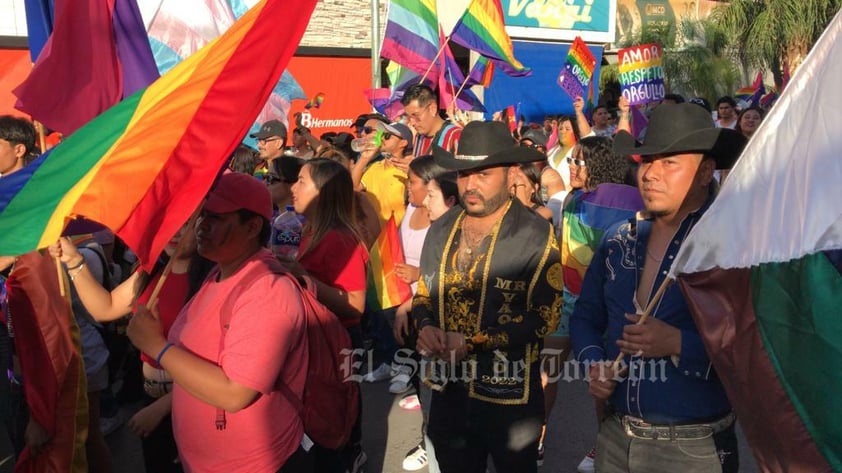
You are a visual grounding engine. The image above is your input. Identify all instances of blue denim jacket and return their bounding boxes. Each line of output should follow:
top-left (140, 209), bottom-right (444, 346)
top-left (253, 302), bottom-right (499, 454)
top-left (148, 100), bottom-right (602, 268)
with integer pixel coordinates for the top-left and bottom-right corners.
top-left (570, 198), bottom-right (732, 423)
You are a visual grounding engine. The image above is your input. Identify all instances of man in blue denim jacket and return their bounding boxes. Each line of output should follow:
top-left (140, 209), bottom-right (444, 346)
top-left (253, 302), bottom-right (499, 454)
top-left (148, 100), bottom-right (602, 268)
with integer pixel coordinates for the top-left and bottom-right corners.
top-left (571, 103), bottom-right (747, 473)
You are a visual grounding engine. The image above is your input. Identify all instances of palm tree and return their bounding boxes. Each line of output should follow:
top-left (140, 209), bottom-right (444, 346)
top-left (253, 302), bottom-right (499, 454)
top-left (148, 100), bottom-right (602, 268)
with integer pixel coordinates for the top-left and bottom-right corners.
top-left (711, 0), bottom-right (842, 89)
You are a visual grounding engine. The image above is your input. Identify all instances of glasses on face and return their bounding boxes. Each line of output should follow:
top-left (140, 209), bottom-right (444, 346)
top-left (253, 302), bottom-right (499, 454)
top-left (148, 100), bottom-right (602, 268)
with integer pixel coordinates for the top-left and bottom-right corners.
top-left (566, 156), bottom-right (587, 167)
top-left (258, 137), bottom-right (280, 144)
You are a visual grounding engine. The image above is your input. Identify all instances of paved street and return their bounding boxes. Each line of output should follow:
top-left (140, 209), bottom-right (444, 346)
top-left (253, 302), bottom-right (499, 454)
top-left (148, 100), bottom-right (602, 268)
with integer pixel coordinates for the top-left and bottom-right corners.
top-left (109, 376), bottom-right (760, 472)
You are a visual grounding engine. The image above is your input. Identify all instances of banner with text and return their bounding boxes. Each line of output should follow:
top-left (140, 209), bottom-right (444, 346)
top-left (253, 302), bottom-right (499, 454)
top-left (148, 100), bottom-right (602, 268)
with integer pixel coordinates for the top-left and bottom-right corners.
top-left (557, 37), bottom-right (597, 100)
top-left (618, 43), bottom-right (665, 105)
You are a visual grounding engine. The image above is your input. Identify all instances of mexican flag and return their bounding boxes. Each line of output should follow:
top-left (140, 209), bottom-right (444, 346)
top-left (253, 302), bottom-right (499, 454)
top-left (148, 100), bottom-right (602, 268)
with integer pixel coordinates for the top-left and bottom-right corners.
top-left (670, 9), bottom-right (842, 473)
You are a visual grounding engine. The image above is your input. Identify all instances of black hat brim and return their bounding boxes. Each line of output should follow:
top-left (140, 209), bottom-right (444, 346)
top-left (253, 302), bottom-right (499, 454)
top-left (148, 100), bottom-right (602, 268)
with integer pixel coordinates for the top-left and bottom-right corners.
top-left (432, 144), bottom-right (545, 171)
top-left (614, 129), bottom-right (747, 170)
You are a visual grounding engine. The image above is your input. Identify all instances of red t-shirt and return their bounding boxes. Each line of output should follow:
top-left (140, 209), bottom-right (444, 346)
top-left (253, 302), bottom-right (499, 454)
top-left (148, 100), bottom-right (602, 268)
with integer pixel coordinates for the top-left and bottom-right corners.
top-left (167, 249), bottom-right (308, 473)
top-left (137, 271), bottom-right (189, 367)
top-left (298, 228), bottom-right (368, 327)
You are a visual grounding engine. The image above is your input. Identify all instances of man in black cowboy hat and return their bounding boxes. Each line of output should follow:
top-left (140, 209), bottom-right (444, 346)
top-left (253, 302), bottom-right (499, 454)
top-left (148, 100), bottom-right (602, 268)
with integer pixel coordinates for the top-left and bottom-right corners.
top-left (571, 103), bottom-right (747, 473)
top-left (412, 121), bottom-right (562, 473)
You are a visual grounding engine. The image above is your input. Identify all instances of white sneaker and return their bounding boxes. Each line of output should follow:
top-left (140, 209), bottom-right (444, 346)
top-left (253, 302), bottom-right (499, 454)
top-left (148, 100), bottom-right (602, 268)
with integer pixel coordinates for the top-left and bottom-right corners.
top-left (402, 443), bottom-right (428, 471)
top-left (577, 447), bottom-right (596, 473)
top-left (362, 363), bottom-right (392, 383)
top-left (389, 364), bottom-right (413, 394)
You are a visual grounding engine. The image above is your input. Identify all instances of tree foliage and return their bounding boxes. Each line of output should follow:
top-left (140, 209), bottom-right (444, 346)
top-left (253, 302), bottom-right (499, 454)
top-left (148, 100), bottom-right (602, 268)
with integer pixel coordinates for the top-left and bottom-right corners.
top-left (711, 0), bottom-right (842, 89)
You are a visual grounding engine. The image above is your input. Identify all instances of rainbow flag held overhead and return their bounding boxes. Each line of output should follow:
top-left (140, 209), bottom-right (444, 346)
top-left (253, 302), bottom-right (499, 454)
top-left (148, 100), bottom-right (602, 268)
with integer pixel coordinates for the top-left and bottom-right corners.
top-left (144, 0), bottom-right (307, 151)
top-left (450, 0), bottom-right (531, 77)
top-left (0, 0), bottom-right (317, 270)
top-left (673, 11), bottom-right (842, 471)
top-left (438, 30), bottom-right (486, 112)
top-left (366, 214), bottom-right (412, 312)
top-left (15, 0), bottom-right (159, 136)
top-left (734, 71), bottom-right (765, 109)
top-left (466, 55), bottom-right (494, 88)
top-left (380, 0), bottom-right (441, 79)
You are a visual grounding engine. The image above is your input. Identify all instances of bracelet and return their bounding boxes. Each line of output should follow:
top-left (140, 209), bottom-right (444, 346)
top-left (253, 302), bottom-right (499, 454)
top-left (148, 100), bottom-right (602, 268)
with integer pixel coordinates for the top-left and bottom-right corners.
top-left (66, 259), bottom-right (84, 271)
top-left (69, 263), bottom-right (86, 281)
top-left (156, 342), bottom-right (175, 366)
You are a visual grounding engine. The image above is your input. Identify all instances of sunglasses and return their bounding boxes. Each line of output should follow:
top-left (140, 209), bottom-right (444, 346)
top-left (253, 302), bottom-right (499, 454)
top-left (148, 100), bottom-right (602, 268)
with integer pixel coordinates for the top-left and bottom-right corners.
top-left (357, 126), bottom-right (377, 135)
top-left (566, 156), bottom-right (587, 167)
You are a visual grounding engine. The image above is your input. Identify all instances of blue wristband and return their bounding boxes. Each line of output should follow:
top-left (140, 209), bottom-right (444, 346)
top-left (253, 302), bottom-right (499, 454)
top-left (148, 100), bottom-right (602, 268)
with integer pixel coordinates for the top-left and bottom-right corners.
top-left (156, 342), bottom-right (175, 366)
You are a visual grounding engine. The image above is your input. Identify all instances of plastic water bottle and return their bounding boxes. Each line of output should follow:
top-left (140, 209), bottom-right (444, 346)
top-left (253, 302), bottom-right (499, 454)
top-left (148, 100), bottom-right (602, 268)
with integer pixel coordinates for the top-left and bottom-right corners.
top-left (271, 205), bottom-right (302, 259)
top-left (351, 130), bottom-right (384, 152)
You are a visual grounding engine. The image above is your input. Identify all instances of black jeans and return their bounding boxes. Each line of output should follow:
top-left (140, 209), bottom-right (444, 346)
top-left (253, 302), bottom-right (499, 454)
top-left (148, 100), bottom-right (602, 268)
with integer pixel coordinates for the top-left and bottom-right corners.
top-left (428, 381), bottom-right (544, 473)
top-left (276, 446), bottom-right (314, 473)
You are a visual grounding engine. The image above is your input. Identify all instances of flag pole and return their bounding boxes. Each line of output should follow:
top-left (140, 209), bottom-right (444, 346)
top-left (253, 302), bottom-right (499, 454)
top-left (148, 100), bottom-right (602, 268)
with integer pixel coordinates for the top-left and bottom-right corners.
top-left (611, 277), bottom-right (674, 371)
top-left (420, 37), bottom-right (450, 84)
top-left (453, 73), bottom-right (472, 105)
top-left (146, 207), bottom-right (202, 314)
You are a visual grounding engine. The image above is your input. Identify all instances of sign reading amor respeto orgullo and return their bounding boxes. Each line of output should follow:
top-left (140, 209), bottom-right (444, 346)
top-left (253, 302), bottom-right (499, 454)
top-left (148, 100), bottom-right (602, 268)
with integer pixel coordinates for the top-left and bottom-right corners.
top-left (618, 43), bottom-right (665, 105)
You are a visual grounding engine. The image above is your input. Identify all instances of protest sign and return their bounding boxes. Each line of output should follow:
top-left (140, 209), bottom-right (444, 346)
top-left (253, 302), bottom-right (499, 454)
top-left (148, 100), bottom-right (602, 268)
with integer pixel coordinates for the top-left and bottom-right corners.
top-left (558, 36), bottom-right (597, 99)
top-left (618, 43), bottom-right (665, 105)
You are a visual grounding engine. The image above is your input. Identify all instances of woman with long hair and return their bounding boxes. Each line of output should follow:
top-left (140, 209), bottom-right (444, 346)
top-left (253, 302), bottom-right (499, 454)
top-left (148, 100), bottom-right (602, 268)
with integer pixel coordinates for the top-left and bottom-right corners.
top-left (289, 158), bottom-right (369, 472)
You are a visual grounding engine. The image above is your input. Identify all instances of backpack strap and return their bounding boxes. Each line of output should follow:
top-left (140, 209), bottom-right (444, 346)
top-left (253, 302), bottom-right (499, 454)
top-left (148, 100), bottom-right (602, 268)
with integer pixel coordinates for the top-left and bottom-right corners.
top-left (271, 273), bottom-right (314, 419)
top-left (214, 261), bottom-right (284, 430)
top-left (213, 259), bottom-right (309, 430)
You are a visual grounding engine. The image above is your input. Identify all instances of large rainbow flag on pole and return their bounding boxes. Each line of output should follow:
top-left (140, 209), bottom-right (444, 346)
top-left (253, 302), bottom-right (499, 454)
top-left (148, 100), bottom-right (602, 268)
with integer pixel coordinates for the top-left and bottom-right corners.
top-left (0, 0), bottom-right (317, 269)
top-left (449, 0), bottom-right (531, 77)
top-left (380, 0), bottom-right (442, 79)
top-left (367, 214), bottom-right (412, 311)
top-left (672, 9), bottom-right (842, 472)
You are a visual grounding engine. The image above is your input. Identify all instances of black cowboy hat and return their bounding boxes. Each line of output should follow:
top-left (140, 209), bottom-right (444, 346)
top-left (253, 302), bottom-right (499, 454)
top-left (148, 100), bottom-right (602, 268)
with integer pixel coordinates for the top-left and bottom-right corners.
top-left (433, 121), bottom-right (545, 171)
top-left (614, 103), bottom-right (747, 170)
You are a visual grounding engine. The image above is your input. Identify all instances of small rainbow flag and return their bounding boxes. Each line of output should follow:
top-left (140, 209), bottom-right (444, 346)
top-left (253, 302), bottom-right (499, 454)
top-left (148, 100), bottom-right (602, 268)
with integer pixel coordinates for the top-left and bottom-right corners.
top-left (366, 214), bottom-right (412, 311)
top-left (0, 0), bottom-right (317, 269)
top-left (467, 56), bottom-right (495, 88)
top-left (305, 92), bottom-right (325, 109)
top-left (558, 36), bottom-right (597, 100)
top-left (450, 0), bottom-right (531, 77)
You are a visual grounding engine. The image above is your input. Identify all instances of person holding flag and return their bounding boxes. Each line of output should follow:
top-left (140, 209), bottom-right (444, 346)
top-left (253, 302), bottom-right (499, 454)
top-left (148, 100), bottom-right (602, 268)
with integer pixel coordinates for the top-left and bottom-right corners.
top-left (570, 103), bottom-right (747, 472)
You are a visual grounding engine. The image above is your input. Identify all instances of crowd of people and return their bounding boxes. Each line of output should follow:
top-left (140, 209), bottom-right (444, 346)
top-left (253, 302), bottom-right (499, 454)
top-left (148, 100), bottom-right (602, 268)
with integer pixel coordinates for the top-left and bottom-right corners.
top-left (0, 81), bottom-right (765, 472)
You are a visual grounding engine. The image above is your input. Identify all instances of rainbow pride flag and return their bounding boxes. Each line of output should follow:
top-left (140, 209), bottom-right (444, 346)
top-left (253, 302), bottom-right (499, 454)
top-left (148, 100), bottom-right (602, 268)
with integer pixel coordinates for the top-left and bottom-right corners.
top-left (561, 184), bottom-right (643, 298)
top-left (7, 252), bottom-right (87, 473)
top-left (450, 0), bottom-right (531, 77)
top-left (380, 0), bottom-right (441, 79)
top-left (466, 56), bottom-right (495, 88)
top-left (367, 214), bottom-right (412, 311)
top-left (0, 0), bottom-right (317, 269)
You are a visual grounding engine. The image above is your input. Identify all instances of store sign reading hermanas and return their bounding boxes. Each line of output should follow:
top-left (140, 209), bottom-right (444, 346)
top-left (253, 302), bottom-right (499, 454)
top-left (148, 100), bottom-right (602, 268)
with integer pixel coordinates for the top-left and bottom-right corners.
top-left (500, 0), bottom-right (617, 43)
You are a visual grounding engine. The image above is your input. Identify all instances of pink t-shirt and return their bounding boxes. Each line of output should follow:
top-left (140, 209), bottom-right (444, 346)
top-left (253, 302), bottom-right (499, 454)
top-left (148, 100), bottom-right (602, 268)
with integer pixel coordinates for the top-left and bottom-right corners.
top-left (168, 249), bottom-right (308, 473)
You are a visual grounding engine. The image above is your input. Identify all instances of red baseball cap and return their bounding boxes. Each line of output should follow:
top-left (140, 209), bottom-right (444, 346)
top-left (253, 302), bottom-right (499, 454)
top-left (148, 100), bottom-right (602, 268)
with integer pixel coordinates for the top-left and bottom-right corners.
top-left (204, 171), bottom-right (273, 221)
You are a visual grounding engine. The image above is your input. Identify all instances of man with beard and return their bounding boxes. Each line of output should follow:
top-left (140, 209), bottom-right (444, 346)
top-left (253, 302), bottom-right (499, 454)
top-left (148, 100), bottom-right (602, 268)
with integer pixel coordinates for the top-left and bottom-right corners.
top-left (412, 121), bottom-right (562, 473)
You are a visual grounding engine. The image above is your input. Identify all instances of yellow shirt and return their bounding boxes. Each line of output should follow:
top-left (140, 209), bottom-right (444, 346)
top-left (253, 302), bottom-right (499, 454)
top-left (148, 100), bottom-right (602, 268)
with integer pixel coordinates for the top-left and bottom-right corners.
top-left (361, 161), bottom-right (407, 225)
